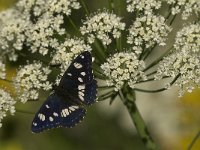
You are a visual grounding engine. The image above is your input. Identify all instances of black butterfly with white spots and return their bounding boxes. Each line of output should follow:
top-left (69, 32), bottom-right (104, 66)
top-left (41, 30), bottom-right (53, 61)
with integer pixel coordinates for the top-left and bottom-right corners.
top-left (31, 51), bottom-right (97, 133)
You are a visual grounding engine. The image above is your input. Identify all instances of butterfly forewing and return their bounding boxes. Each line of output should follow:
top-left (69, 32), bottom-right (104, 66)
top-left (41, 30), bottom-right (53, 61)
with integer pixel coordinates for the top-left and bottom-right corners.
top-left (59, 51), bottom-right (97, 105)
top-left (59, 51), bottom-right (93, 89)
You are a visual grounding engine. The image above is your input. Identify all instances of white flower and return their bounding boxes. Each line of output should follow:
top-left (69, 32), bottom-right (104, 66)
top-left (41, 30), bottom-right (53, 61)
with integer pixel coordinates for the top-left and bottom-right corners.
top-left (17, 0), bottom-right (80, 16)
top-left (25, 13), bottom-right (65, 55)
top-left (155, 23), bottom-right (200, 96)
top-left (14, 62), bottom-right (52, 103)
top-left (127, 14), bottom-right (171, 54)
top-left (0, 89), bottom-right (16, 128)
top-left (0, 8), bottom-right (29, 61)
top-left (101, 52), bottom-right (147, 91)
top-left (80, 10), bottom-right (125, 45)
top-left (164, 0), bottom-right (200, 20)
top-left (126, 0), bottom-right (162, 14)
top-left (0, 0), bottom-right (81, 60)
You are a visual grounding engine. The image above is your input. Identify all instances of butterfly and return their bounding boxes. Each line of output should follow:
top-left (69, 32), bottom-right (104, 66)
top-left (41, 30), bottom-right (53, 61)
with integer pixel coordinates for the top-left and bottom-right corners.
top-left (31, 51), bottom-right (97, 133)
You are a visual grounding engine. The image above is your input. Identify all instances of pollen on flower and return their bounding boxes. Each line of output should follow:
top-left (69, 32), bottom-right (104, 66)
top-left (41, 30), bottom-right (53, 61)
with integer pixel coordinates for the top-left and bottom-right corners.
top-left (14, 62), bottom-right (52, 103)
top-left (80, 10), bottom-right (125, 45)
top-left (127, 14), bottom-right (171, 54)
top-left (126, 0), bottom-right (162, 14)
top-left (101, 52), bottom-right (147, 91)
top-left (155, 23), bottom-right (200, 96)
top-left (0, 89), bottom-right (16, 128)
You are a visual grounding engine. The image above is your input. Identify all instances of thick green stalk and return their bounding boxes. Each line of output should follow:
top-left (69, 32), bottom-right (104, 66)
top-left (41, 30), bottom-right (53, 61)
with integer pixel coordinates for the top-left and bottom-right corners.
top-left (119, 89), bottom-right (158, 150)
top-left (125, 100), bottom-right (158, 150)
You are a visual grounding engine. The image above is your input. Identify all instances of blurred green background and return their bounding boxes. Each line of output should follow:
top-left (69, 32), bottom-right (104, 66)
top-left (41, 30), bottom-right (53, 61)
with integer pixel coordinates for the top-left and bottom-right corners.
top-left (1, 1), bottom-right (200, 150)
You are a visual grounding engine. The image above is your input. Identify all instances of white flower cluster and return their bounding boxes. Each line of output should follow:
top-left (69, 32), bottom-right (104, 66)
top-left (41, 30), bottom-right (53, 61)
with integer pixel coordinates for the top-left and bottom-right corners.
top-left (101, 52), bottom-right (147, 91)
top-left (165, 0), bottom-right (200, 20)
top-left (0, 8), bottom-right (29, 61)
top-left (155, 24), bottom-right (200, 96)
top-left (0, 61), bottom-right (6, 79)
top-left (0, 0), bottom-right (80, 59)
top-left (17, 0), bottom-right (80, 17)
top-left (127, 14), bottom-right (171, 54)
top-left (14, 62), bottom-right (52, 103)
top-left (0, 89), bottom-right (16, 128)
top-left (80, 11), bottom-right (125, 45)
top-left (51, 38), bottom-right (92, 73)
top-left (126, 0), bottom-right (161, 14)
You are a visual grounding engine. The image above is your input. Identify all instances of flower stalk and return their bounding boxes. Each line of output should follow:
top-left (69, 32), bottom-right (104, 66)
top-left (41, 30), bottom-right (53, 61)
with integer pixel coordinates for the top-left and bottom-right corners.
top-left (119, 89), bottom-right (158, 150)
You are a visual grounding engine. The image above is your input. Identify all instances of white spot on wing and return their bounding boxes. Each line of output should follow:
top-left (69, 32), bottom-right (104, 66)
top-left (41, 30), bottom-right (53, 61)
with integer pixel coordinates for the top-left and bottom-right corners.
top-left (72, 106), bottom-right (79, 109)
top-left (81, 55), bottom-right (84, 59)
top-left (78, 77), bottom-right (83, 82)
top-left (61, 109), bottom-right (69, 117)
top-left (49, 116), bottom-right (54, 122)
top-left (69, 106), bottom-right (75, 111)
top-left (53, 112), bottom-right (58, 117)
top-left (38, 113), bottom-right (45, 121)
top-left (79, 91), bottom-right (84, 96)
top-left (46, 105), bottom-right (50, 108)
top-left (74, 62), bottom-right (82, 69)
top-left (67, 73), bottom-right (72, 76)
top-left (81, 72), bottom-right (86, 76)
top-left (79, 95), bottom-right (84, 101)
top-left (78, 85), bottom-right (85, 90)
top-left (33, 122), bottom-right (37, 126)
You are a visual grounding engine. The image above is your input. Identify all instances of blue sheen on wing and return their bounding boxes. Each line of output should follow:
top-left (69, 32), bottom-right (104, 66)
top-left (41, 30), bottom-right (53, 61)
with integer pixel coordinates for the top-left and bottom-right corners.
top-left (31, 94), bottom-right (86, 133)
top-left (60, 51), bottom-right (93, 89)
top-left (31, 51), bottom-right (97, 133)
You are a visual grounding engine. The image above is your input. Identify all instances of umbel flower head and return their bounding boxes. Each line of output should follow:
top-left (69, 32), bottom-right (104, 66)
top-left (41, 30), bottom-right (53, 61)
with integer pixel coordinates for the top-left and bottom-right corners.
top-left (0, 89), bottom-right (16, 128)
top-left (155, 23), bottom-right (200, 96)
top-left (0, 2), bottom-right (199, 148)
top-left (101, 52), bottom-right (147, 91)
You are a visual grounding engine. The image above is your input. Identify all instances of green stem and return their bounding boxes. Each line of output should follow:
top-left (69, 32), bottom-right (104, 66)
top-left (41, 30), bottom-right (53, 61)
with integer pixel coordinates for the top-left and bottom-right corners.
top-left (134, 74), bottom-right (180, 93)
top-left (98, 91), bottom-right (115, 101)
top-left (188, 131), bottom-right (200, 150)
top-left (119, 90), bottom-right (158, 150)
top-left (18, 52), bottom-right (49, 65)
top-left (169, 14), bottom-right (177, 25)
top-left (68, 17), bottom-right (81, 36)
top-left (143, 44), bottom-right (157, 61)
top-left (98, 85), bottom-right (114, 89)
top-left (16, 109), bottom-right (34, 115)
top-left (80, 0), bottom-right (90, 16)
top-left (135, 76), bottom-right (170, 85)
top-left (146, 71), bottom-right (157, 77)
top-left (108, 0), bottom-right (114, 11)
top-left (93, 40), bottom-right (106, 63)
top-left (143, 46), bottom-right (173, 72)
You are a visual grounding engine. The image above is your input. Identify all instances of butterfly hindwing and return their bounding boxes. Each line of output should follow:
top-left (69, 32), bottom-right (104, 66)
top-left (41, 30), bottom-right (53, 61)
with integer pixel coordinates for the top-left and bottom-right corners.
top-left (60, 101), bottom-right (86, 128)
top-left (31, 94), bottom-right (61, 133)
top-left (31, 94), bottom-right (86, 133)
